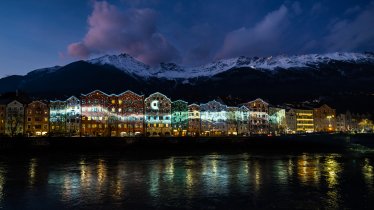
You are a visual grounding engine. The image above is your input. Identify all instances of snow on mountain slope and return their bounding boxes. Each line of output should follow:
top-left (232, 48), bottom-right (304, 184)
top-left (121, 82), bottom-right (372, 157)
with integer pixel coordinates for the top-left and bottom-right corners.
top-left (88, 53), bottom-right (153, 77)
top-left (87, 52), bottom-right (374, 79)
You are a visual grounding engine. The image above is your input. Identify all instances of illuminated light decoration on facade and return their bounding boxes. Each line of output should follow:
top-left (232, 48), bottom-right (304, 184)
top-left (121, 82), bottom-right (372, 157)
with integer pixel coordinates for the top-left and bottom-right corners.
top-left (25, 100), bottom-right (49, 136)
top-left (237, 106), bottom-right (250, 136)
top-left (200, 100), bottom-right (227, 136)
top-left (49, 100), bottom-right (67, 135)
top-left (65, 96), bottom-right (81, 136)
top-left (107, 94), bottom-right (119, 137)
top-left (313, 104), bottom-right (336, 132)
top-left (144, 92), bottom-right (172, 136)
top-left (287, 108), bottom-right (314, 133)
top-left (269, 107), bottom-right (286, 135)
top-left (81, 90), bottom-right (109, 137)
top-left (245, 98), bottom-right (269, 134)
top-left (227, 107), bottom-right (239, 136)
top-left (117, 91), bottom-right (144, 137)
top-left (171, 100), bottom-right (188, 136)
top-left (188, 104), bottom-right (201, 136)
top-left (5, 100), bottom-right (25, 137)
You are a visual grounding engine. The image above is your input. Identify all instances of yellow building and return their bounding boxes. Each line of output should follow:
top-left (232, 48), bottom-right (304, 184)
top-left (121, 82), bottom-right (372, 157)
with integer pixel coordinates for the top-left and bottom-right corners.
top-left (286, 108), bottom-right (314, 133)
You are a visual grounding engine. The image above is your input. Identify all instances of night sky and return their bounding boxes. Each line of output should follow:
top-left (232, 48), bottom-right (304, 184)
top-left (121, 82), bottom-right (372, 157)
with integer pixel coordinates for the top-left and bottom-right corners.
top-left (0, 0), bottom-right (373, 78)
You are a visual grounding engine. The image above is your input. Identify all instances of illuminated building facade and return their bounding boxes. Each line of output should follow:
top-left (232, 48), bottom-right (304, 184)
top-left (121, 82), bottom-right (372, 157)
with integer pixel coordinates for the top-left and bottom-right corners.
top-left (286, 109), bottom-right (297, 133)
top-left (237, 106), bottom-right (250, 135)
top-left (0, 103), bottom-right (6, 135)
top-left (227, 107), bottom-right (239, 135)
top-left (188, 104), bottom-right (200, 136)
top-left (25, 100), bottom-right (49, 136)
top-left (200, 100), bottom-right (227, 136)
top-left (171, 100), bottom-right (188, 136)
top-left (314, 104), bottom-right (336, 132)
top-left (49, 100), bottom-right (67, 135)
top-left (81, 90), bottom-right (109, 137)
top-left (245, 98), bottom-right (269, 134)
top-left (286, 109), bottom-right (314, 133)
top-left (145, 92), bottom-right (171, 136)
top-left (269, 107), bottom-right (286, 134)
top-left (336, 114), bottom-right (347, 132)
top-left (5, 100), bottom-right (25, 136)
top-left (66, 96), bottom-right (81, 136)
top-left (117, 91), bottom-right (144, 136)
top-left (107, 94), bottom-right (119, 136)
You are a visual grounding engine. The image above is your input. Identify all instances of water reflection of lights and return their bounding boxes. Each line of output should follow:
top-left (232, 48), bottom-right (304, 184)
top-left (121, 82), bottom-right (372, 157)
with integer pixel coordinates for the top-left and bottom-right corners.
top-left (28, 158), bottom-right (38, 186)
top-left (323, 154), bottom-right (342, 209)
top-left (362, 158), bottom-right (373, 191)
top-left (274, 160), bottom-right (287, 185)
top-left (0, 165), bottom-right (6, 204)
top-left (80, 159), bottom-right (92, 189)
top-left (185, 159), bottom-right (195, 190)
top-left (253, 161), bottom-right (261, 193)
top-left (149, 164), bottom-right (160, 197)
top-left (97, 159), bottom-right (107, 186)
top-left (297, 154), bottom-right (321, 186)
top-left (164, 158), bottom-right (175, 181)
top-left (202, 154), bottom-right (229, 195)
top-left (323, 155), bottom-right (341, 188)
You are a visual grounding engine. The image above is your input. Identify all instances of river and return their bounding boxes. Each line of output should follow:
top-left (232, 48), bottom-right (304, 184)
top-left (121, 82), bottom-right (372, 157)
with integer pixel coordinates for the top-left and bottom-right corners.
top-left (0, 151), bottom-right (373, 209)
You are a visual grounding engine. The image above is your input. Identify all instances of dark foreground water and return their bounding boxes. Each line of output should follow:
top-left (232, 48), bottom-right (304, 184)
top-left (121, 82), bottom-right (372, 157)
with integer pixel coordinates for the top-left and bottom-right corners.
top-left (0, 151), bottom-right (373, 209)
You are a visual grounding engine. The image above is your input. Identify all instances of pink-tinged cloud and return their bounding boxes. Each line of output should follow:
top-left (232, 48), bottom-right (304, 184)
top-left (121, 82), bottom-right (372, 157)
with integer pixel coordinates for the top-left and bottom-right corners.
top-left (215, 5), bottom-right (289, 59)
top-left (67, 1), bottom-right (180, 65)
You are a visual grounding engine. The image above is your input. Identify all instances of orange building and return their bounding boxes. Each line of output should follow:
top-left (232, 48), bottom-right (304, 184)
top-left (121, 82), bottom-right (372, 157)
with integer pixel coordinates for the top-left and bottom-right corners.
top-left (25, 100), bottom-right (49, 136)
top-left (0, 102), bottom-right (6, 135)
top-left (314, 104), bottom-right (336, 132)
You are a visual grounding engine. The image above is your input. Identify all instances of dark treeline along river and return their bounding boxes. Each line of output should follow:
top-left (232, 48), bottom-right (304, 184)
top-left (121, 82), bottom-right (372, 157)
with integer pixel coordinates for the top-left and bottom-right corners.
top-left (0, 150), bottom-right (373, 209)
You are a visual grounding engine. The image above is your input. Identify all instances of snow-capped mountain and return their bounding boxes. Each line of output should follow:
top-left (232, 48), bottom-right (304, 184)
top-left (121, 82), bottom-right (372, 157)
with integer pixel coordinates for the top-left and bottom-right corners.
top-left (88, 52), bottom-right (374, 79)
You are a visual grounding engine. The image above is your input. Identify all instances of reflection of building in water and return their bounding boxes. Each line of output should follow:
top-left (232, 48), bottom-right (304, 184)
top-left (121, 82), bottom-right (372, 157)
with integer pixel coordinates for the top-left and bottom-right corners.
top-left (0, 165), bottom-right (6, 203)
top-left (164, 157), bottom-right (175, 181)
top-left (202, 155), bottom-right (229, 194)
top-left (297, 154), bottom-right (320, 185)
top-left (80, 159), bottom-right (92, 190)
top-left (274, 160), bottom-right (288, 185)
top-left (323, 154), bottom-right (342, 209)
top-left (28, 158), bottom-right (38, 187)
top-left (362, 158), bottom-right (373, 189)
top-left (149, 164), bottom-right (161, 197)
top-left (97, 159), bottom-right (107, 186)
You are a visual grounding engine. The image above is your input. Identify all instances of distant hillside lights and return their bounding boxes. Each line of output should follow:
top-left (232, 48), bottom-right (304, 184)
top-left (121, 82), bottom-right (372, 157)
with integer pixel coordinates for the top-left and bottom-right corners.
top-left (0, 90), bottom-right (373, 137)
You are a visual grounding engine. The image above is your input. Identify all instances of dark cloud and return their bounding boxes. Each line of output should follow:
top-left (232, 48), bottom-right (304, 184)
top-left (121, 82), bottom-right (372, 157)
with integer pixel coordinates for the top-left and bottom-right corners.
top-left (325, 2), bottom-right (374, 51)
top-left (67, 1), bottom-right (180, 65)
top-left (215, 5), bottom-right (289, 59)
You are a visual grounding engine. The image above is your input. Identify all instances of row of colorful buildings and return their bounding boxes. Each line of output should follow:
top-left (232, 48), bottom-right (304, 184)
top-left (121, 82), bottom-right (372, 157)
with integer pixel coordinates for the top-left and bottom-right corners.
top-left (0, 90), bottom-right (372, 137)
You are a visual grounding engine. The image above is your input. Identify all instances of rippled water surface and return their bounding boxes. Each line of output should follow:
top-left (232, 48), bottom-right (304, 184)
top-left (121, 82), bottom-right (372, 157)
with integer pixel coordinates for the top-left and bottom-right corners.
top-left (0, 152), bottom-right (373, 209)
